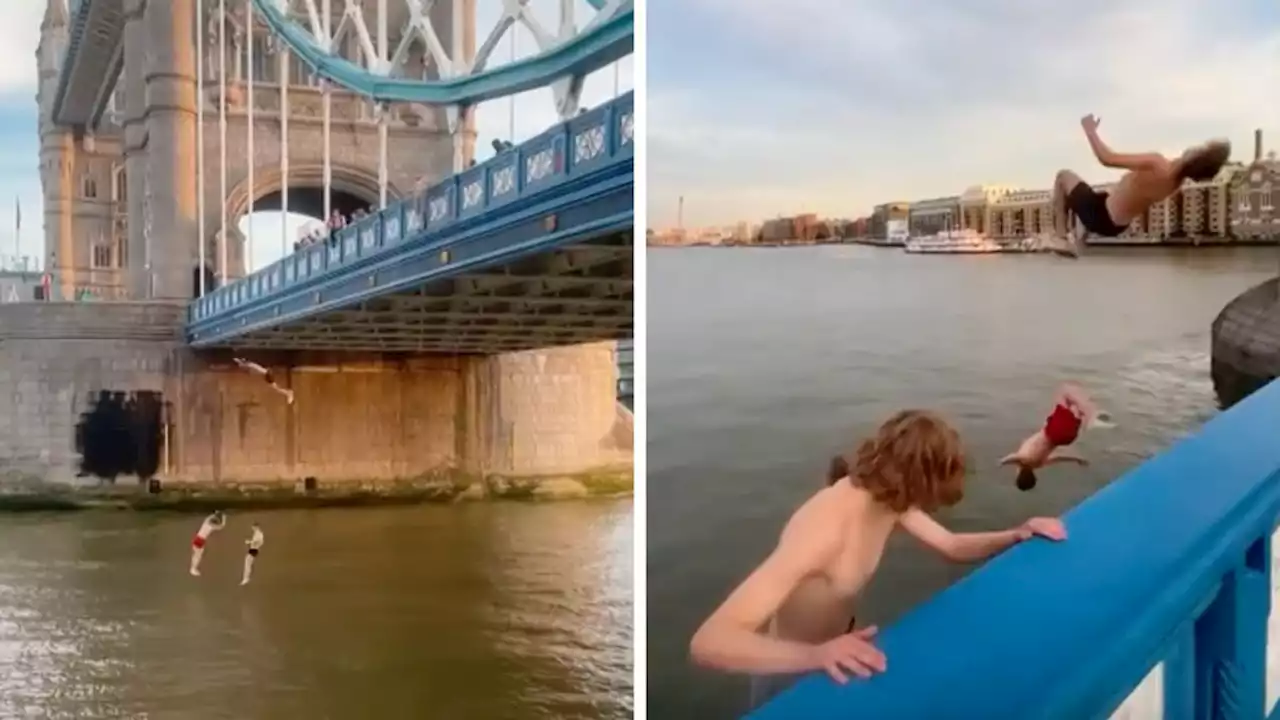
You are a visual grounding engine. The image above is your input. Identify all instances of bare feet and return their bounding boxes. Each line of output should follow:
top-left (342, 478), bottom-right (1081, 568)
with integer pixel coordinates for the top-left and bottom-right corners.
top-left (1070, 224), bottom-right (1089, 256)
top-left (1036, 234), bottom-right (1078, 259)
top-left (190, 568), bottom-right (201, 577)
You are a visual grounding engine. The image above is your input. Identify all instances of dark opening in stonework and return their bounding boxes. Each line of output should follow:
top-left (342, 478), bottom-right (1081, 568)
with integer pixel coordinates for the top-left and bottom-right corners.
top-left (75, 390), bottom-right (165, 483)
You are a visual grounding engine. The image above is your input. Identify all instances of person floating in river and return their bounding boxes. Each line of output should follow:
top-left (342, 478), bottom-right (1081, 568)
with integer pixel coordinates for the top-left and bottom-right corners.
top-left (189, 510), bottom-right (226, 577)
top-left (689, 410), bottom-right (1067, 711)
top-left (1000, 382), bottom-right (1103, 491)
top-left (241, 522), bottom-right (265, 586)
top-left (233, 357), bottom-right (294, 404)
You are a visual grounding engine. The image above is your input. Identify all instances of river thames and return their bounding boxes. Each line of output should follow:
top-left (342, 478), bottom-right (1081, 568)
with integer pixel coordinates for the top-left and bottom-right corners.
top-left (646, 244), bottom-right (1278, 717)
top-left (0, 501), bottom-right (632, 719)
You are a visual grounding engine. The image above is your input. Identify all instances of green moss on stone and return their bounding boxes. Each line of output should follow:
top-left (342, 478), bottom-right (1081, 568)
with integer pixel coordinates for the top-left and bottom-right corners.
top-left (0, 464), bottom-right (632, 513)
top-left (580, 469), bottom-right (634, 497)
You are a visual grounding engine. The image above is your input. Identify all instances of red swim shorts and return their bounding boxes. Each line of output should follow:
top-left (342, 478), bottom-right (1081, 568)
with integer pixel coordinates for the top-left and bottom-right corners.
top-left (192, 535), bottom-right (207, 550)
top-left (1044, 402), bottom-right (1082, 447)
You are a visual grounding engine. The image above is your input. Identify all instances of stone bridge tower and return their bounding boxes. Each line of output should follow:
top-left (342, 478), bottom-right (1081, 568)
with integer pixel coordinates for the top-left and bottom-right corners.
top-left (38, 0), bottom-right (475, 301)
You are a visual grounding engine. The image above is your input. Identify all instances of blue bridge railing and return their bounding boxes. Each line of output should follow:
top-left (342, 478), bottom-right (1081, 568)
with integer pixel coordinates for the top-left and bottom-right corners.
top-left (751, 379), bottom-right (1280, 720)
top-left (188, 91), bottom-right (634, 332)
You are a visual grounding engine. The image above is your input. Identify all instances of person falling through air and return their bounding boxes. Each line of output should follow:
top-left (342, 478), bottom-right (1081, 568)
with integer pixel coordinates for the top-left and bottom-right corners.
top-left (189, 510), bottom-right (226, 576)
top-left (1000, 383), bottom-right (1104, 491)
top-left (241, 523), bottom-right (265, 586)
top-left (1044, 115), bottom-right (1231, 258)
top-left (233, 357), bottom-right (295, 404)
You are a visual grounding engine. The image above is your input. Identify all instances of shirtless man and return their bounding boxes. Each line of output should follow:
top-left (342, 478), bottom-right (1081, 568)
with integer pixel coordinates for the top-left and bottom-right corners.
top-left (1000, 382), bottom-right (1100, 491)
top-left (189, 510), bottom-right (227, 576)
top-left (690, 410), bottom-right (1067, 710)
top-left (233, 357), bottom-right (295, 404)
top-left (1048, 114), bottom-right (1230, 257)
top-left (241, 522), bottom-right (265, 586)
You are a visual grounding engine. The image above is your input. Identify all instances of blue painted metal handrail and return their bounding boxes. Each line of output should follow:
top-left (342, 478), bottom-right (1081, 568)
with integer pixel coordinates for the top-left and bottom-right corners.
top-left (253, 0), bottom-right (633, 105)
top-left (188, 91), bottom-right (634, 329)
top-left (751, 379), bottom-right (1280, 720)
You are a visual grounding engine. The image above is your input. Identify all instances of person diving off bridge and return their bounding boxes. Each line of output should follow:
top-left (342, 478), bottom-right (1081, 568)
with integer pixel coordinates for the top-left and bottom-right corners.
top-left (1045, 115), bottom-right (1230, 257)
top-left (999, 382), bottom-right (1113, 491)
top-left (233, 357), bottom-right (295, 404)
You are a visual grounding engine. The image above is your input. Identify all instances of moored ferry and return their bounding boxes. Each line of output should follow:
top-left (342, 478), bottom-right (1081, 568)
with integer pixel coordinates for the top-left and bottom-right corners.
top-left (904, 228), bottom-right (1005, 254)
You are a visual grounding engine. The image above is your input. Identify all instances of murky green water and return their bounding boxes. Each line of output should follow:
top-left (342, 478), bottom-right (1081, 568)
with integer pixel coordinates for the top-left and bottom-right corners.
top-left (0, 501), bottom-right (632, 719)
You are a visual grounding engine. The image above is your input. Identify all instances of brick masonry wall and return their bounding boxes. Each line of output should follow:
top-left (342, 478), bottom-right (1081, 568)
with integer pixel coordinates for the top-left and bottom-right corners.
top-left (0, 302), bottom-right (183, 485)
top-left (0, 303), bottom-right (632, 486)
top-left (461, 341), bottom-right (633, 477)
top-left (173, 353), bottom-right (463, 484)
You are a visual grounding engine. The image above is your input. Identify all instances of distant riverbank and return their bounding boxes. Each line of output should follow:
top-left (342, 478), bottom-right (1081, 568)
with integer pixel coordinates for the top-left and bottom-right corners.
top-left (649, 237), bottom-right (1280, 250)
top-left (649, 238), bottom-right (849, 249)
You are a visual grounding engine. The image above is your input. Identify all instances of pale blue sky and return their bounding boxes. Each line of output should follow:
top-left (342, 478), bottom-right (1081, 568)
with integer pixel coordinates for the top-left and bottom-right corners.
top-left (0, 0), bottom-right (631, 272)
top-left (648, 0), bottom-right (1280, 227)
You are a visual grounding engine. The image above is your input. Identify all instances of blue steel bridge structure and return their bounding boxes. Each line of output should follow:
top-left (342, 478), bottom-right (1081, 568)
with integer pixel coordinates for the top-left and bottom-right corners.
top-left (55, 0), bottom-right (634, 357)
top-left (188, 91), bottom-right (633, 354)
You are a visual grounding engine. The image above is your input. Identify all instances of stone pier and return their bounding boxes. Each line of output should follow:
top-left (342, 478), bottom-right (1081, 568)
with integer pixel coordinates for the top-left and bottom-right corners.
top-left (0, 302), bottom-right (631, 504)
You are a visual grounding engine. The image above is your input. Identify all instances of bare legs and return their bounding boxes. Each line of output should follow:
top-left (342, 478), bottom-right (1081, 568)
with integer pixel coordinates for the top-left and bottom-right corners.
top-left (241, 553), bottom-right (255, 586)
top-left (1052, 169), bottom-right (1083, 238)
top-left (1055, 381), bottom-right (1098, 422)
top-left (268, 382), bottom-right (295, 404)
top-left (189, 546), bottom-right (205, 576)
top-left (234, 358), bottom-right (294, 404)
top-left (1045, 170), bottom-right (1086, 257)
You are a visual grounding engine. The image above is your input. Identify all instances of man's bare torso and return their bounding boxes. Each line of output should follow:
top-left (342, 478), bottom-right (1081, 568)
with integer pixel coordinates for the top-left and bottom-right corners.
top-left (1105, 161), bottom-right (1179, 226)
top-left (770, 485), bottom-right (897, 644)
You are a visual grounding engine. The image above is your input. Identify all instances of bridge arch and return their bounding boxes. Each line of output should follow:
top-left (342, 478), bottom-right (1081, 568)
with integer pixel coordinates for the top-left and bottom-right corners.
top-left (207, 164), bottom-right (409, 282)
top-left (224, 163), bottom-right (406, 224)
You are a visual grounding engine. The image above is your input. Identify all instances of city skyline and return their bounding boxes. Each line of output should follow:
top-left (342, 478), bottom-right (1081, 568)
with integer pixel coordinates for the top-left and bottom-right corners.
top-left (651, 147), bottom-right (1268, 237)
top-left (649, 0), bottom-right (1280, 228)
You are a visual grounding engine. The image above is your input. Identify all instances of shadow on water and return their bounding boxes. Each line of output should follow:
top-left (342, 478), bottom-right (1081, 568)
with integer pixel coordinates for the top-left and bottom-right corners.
top-left (74, 390), bottom-right (166, 483)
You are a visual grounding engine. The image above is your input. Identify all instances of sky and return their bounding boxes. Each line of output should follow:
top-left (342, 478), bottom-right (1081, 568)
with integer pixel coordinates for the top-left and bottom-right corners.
top-left (648, 0), bottom-right (1280, 228)
top-left (0, 0), bottom-right (631, 273)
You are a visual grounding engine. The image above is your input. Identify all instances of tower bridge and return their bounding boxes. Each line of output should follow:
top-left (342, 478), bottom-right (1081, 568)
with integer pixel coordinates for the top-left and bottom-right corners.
top-left (0, 0), bottom-right (634, 493)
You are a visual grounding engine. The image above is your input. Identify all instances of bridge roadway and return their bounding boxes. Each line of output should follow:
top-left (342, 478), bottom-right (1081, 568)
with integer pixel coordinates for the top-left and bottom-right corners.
top-left (187, 92), bottom-right (633, 354)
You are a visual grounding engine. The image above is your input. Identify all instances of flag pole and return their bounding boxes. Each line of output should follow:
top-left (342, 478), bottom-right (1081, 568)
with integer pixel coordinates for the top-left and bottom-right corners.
top-left (14, 195), bottom-right (20, 270)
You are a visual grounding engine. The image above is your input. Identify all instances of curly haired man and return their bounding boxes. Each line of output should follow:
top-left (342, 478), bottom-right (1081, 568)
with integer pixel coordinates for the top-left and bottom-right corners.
top-left (689, 410), bottom-right (1067, 710)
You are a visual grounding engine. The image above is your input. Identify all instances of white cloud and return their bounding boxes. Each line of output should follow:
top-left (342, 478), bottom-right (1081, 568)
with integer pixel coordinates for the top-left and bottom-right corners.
top-left (0, 3), bottom-right (44, 96)
top-left (648, 0), bottom-right (1280, 227)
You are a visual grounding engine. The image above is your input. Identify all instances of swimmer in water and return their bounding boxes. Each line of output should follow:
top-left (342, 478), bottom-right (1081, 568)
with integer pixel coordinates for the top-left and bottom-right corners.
top-left (1000, 382), bottom-right (1100, 491)
top-left (241, 522), bottom-right (265, 586)
top-left (690, 410), bottom-right (1066, 711)
top-left (189, 510), bottom-right (226, 576)
top-left (1042, 115), bottom-right (1230, 258)
top-left (233, 357), bottom-right (295, 404)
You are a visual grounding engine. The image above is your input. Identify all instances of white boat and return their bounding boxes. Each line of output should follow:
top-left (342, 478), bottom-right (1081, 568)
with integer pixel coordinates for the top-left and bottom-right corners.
top-left (904, 229), bottom-right (1004, 254)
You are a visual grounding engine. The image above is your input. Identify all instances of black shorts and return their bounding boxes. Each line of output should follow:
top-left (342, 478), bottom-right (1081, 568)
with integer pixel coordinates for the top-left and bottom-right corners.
top-left (263, 371), bottom-right (275, 386)
top-left (1066, 182), bottom-right (1127, 237)
top-left (248, 548), bottom-right (260, 557)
